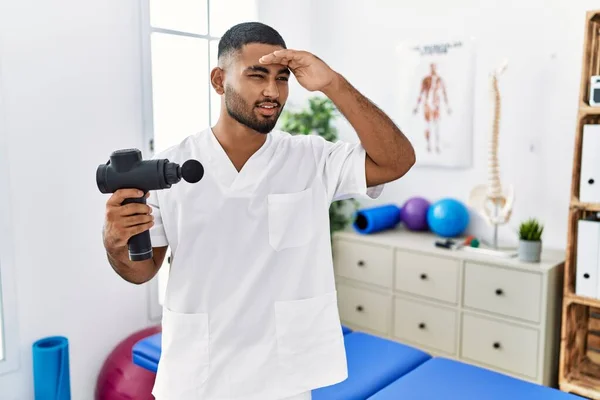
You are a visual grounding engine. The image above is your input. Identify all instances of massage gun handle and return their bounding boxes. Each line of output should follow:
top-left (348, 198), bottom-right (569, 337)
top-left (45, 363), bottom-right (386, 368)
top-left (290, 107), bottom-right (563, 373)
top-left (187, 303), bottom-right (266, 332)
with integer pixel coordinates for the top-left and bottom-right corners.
top-left (122, 194), bottom-right (153, 262)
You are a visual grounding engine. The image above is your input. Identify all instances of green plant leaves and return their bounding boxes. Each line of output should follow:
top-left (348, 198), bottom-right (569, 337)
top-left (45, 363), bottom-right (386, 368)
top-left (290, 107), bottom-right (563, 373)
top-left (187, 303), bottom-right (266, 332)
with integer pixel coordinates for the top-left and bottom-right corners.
top-left (518, 218), bottom-right (544, 241)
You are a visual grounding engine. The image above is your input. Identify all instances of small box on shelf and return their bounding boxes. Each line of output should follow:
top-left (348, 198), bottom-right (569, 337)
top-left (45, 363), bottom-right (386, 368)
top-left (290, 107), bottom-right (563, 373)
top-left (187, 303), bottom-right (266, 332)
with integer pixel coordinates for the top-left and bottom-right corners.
top-left (590, 76), bottom-right (600, 107)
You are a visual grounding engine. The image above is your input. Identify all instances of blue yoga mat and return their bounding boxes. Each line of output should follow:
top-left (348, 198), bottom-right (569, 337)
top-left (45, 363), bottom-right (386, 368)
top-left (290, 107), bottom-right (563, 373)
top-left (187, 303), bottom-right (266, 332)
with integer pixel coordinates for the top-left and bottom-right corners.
top-left (353, 204), bottom-right (401, 234)
top-left (32, 336), bottom-right (71, 400)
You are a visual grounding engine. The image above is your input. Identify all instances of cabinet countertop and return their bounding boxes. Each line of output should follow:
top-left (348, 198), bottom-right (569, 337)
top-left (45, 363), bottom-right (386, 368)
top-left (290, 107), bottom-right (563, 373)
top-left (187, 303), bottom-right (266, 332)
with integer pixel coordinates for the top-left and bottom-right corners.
top-left (333, 228), bottom-right (565, 273)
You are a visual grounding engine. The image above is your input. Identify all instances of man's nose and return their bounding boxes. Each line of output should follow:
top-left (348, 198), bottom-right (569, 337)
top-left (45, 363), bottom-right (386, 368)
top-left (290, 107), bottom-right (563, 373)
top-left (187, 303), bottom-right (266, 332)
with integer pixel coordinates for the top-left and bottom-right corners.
top-left (262, 79), bottom-right (279, 98)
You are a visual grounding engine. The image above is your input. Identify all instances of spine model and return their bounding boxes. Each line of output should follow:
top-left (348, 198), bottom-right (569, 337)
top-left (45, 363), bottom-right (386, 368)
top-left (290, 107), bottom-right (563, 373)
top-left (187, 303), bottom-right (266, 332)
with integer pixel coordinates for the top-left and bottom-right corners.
top-left (487, 64), bottom-right (505, 201)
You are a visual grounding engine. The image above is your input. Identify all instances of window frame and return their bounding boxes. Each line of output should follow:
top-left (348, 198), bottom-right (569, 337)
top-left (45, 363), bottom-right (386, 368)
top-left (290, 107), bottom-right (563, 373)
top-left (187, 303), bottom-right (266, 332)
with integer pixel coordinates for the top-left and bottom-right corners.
top-left (0, 51), bottom-right (20, 376)
top-left (138, 0), bottom-right (222, 321)
top-left (139, 0), bottom-right (221, 159)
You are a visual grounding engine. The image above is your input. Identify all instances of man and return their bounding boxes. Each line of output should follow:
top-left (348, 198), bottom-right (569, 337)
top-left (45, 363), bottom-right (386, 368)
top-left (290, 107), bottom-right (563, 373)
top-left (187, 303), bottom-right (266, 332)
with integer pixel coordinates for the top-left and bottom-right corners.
top-left (102, 22), bottom-right (415, 400)
top-left (413, 62), bottom-right (451, 153)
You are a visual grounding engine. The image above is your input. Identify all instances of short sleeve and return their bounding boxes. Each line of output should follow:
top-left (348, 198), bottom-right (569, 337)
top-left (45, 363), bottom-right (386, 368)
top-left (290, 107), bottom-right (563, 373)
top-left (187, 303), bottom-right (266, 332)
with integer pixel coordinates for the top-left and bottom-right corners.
top-left (320, 139), bottom-right (385, 202)
top-left (147, 190), bottom-right (169, 247)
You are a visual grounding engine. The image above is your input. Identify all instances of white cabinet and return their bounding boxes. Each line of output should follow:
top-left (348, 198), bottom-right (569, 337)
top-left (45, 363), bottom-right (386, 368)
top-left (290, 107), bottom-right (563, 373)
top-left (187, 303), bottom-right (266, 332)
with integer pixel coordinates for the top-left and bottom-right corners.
top-left (332, 229), bottom-right (564, 387)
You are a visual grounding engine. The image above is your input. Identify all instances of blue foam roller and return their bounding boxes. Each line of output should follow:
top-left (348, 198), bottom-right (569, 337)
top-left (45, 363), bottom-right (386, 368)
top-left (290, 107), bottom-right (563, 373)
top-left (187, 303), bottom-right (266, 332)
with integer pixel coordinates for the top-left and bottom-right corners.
top-left (32, 336), bottom-right (71, 400)
top-left (353, 205), bottom-right (401, 234)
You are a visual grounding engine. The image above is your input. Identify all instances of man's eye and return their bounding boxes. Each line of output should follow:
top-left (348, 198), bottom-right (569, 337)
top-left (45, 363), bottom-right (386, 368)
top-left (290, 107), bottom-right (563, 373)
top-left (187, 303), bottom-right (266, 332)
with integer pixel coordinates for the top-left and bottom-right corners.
top-left (249, 74), bottom-right (264, 79)
top-left (277, 77), bottom-right (289, 81)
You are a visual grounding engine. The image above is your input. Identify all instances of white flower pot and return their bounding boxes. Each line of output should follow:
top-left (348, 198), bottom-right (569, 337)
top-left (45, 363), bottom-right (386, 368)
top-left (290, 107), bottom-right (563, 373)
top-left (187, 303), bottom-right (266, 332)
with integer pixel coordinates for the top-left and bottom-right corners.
top-left (519, 240), bottom-right (542, 262)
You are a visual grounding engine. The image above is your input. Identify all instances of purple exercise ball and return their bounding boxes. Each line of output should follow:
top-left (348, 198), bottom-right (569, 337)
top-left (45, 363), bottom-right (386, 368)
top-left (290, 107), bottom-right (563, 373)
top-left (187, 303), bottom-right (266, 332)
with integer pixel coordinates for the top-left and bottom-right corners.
top-left (400, 197), bottom-right (431, 231)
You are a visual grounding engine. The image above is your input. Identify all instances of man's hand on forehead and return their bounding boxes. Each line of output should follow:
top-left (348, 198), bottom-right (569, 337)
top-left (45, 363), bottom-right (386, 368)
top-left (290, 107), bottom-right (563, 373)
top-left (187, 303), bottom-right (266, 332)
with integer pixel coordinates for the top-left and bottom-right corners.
top-left (259, 49), bottom-right (338, 93)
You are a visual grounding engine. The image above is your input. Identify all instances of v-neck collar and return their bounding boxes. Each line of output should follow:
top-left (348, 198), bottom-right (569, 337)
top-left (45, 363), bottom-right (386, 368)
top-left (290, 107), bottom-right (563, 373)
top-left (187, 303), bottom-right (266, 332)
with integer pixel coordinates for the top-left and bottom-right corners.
top-left (204, 127), bottom-right (274, 194)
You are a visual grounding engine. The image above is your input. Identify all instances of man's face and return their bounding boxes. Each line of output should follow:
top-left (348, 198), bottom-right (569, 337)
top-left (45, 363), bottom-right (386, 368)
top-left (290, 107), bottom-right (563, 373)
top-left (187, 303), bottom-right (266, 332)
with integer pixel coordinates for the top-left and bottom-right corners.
top-left (220, 43), bottom-right (290, 134)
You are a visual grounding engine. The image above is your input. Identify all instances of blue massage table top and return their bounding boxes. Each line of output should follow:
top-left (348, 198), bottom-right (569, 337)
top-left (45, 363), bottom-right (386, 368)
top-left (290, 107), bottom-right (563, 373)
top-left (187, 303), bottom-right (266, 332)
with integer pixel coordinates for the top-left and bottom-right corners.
top-left (132, 325), bottom-right (354, 373)
top-left (132, 332), bottom-right (162, 373)
top-left (312, 332), bottom-right (430, 400)
top-left (367, 357), bottom-right (585, 400)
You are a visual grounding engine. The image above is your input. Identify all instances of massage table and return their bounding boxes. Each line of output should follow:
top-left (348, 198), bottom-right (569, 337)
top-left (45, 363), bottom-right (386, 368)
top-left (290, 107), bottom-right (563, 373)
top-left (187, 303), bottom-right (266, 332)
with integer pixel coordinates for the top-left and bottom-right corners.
top-left (132, 328), bottom-right (582, 399)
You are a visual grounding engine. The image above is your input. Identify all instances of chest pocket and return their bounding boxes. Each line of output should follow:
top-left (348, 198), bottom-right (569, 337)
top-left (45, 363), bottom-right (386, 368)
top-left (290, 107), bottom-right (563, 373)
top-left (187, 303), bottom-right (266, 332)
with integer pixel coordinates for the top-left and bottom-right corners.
top-left (267, 188), bottom-right (314, 251)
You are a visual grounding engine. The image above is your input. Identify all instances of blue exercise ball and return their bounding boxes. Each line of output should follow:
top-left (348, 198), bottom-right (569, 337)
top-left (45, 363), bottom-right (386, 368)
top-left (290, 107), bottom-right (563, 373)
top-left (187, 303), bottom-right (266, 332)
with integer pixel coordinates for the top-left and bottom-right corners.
top-left (427, 198), bottom-right (470, 237)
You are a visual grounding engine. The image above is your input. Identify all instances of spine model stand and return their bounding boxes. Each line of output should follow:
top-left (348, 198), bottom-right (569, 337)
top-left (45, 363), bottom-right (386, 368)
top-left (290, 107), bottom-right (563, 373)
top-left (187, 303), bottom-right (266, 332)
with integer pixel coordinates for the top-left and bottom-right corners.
top-left (468, 60), bottom-right (515, 249)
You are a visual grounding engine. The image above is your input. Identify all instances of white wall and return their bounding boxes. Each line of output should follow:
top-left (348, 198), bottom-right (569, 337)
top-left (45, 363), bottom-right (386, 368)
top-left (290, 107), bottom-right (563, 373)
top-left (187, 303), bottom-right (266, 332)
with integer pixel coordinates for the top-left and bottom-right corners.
top-left (290, 0), bottom-right (599, 250)
top-left (257, 0), bottom-right (314, 111)
top-left (0, 0), bottom-right (157, 398)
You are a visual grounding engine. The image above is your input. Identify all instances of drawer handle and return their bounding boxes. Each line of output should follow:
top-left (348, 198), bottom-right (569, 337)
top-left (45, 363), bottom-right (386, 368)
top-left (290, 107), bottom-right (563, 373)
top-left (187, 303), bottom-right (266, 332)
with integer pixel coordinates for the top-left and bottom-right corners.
top-left (420, 273), bottom-right (428, 280)
top-left (418, 322), bottom-right (426, 330)
top-left (357, 260), bottom-right (365, 267)
top-left (495, 289), bottom-right (503, 296)
top-left (493, 342), bottom-right (501, 349)
top-left (356, 305), bottom-right (364, 312)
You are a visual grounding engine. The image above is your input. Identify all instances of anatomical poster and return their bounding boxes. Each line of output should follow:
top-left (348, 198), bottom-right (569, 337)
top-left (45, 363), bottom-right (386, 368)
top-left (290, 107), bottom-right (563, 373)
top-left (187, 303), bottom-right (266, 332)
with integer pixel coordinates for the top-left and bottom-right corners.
top-left (393, 38), bottom-right (475, 168)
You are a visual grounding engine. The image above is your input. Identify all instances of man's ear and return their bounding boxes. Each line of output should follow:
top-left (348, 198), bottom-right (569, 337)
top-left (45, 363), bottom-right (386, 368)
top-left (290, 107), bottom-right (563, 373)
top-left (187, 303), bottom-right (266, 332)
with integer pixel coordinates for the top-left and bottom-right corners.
top-left (211, 67), bottom-right (225, 95)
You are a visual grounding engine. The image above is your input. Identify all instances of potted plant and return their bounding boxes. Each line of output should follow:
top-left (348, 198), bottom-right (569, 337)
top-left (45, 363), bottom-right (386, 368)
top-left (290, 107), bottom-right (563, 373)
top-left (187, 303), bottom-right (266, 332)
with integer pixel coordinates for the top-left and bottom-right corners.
top-left (278, 96), bottom-right (359, 237)
top-left (518, 218), bottom-right (544, 262)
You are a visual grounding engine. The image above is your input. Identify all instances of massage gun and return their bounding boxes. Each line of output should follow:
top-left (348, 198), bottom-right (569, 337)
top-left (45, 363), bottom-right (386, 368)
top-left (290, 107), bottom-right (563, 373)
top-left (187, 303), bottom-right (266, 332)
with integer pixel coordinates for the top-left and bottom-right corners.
top-left (96, 148), bottom-right (204, 261)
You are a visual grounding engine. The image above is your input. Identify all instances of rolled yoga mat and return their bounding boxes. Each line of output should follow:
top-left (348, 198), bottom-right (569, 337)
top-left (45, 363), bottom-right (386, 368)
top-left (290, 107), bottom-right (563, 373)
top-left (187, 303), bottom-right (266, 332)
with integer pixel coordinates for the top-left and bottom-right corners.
top-left (353, 204), bottom-right (401, 234)
top-left (32, 336), bottom-right (71, 400)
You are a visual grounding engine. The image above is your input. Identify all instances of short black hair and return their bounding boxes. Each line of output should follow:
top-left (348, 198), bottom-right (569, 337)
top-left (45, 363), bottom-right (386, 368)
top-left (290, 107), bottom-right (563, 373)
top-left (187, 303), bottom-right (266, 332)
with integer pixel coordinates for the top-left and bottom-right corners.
top-left (218, 22), bottom-right (286, 65)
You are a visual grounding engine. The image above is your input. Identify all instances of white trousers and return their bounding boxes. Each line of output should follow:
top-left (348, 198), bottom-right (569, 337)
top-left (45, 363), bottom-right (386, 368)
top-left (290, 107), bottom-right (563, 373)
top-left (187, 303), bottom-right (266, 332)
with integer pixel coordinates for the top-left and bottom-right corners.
top-left (280, 391), bottom-right (312, 400)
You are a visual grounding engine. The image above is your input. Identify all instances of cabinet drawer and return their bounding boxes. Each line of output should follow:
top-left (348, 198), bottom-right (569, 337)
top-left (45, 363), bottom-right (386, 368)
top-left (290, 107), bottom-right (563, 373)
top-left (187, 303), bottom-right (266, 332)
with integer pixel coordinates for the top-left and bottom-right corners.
top-left (464, 262), bottom-right (542, 322)
top-left (334, 239), bottom-right (393, 288)
top-left (336, 283), bottom-right (391, 334)
top-left (395, 250), bottom-right (460, 304)
top-left (394, 297), bottom-right (457, 355)
top-left (461, 313), bottom-right (539, 379)
top-left (463, 262), bottom-right (542, 323)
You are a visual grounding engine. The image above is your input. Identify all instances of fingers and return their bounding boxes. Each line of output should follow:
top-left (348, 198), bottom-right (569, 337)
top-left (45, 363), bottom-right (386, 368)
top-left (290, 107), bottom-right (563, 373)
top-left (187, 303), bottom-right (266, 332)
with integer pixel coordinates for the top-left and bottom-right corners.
top-left (107, 188), bottom-right (146, 206)
top-left (103, 189), bottom-right (155, 250)
top-left (127, 221), bottom-right (155, 237)
top-left (118, 202), bottom-right (153, 217)
top-left (106, 221), bottom-right (155, 248)
top-left (121, 213), bottom-right (154, 228)
top-left (259, 49), bottom-right (305, 65)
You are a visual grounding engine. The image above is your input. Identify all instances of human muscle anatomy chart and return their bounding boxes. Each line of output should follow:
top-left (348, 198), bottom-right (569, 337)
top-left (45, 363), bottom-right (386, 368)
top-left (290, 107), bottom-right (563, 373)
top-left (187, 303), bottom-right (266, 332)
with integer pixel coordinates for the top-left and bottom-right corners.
top-left (394, 39), bottom-right (474, 168)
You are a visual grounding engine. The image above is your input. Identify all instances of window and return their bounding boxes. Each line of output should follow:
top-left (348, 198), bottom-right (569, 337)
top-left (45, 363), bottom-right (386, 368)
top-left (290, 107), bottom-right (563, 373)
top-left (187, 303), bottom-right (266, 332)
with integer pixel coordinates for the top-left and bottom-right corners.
top-left (0, 64), bottom-right (19, 375)
top-left (139, 0), bottom-right (258, 318)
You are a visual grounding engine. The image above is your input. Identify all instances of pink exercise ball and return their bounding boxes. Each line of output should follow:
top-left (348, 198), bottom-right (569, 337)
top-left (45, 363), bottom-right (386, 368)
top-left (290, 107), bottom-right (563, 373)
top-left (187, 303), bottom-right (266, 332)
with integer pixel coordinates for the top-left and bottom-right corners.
top-left (95, 325), bottom-right (161, 400)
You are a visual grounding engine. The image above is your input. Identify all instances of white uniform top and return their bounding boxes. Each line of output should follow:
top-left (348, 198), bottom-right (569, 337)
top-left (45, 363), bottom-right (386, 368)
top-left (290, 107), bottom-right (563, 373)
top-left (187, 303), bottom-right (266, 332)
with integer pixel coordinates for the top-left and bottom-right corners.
top-left (148, 127), bottom-right (383, 400)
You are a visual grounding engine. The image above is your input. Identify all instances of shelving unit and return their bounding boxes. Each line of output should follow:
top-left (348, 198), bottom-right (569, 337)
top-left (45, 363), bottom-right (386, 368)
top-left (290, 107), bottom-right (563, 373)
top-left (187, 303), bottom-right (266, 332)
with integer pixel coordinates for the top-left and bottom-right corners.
top-left (559, 9), bottom-right (600, 399)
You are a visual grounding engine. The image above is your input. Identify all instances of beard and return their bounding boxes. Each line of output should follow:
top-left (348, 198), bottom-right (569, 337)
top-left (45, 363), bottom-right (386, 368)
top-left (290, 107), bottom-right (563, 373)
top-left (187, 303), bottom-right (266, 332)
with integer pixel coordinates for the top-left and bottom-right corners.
top-left (224, 85), bottom-right (283, 134)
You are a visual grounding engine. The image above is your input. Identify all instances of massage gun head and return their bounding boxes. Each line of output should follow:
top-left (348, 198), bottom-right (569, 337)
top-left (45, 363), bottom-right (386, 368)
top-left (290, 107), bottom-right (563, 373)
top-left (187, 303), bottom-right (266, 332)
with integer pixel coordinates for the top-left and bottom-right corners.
top-left (96, 148), bottom-right (204, 194)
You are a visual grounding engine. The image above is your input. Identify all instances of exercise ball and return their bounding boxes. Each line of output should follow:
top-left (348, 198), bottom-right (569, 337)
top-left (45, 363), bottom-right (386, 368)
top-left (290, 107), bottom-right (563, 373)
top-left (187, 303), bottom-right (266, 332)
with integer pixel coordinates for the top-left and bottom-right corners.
top-left (427, 198), bottom-right (470, 237)
top-left (95, 325), bottom-right (161, 400)
top-left (400, 197), bottom-right (430, 231)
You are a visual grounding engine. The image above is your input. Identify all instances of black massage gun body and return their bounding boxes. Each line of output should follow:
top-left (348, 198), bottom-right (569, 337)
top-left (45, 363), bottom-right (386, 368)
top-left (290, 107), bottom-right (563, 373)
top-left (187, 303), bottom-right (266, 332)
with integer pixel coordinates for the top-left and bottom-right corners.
top-left (97, 148), bottom-right (203, 262)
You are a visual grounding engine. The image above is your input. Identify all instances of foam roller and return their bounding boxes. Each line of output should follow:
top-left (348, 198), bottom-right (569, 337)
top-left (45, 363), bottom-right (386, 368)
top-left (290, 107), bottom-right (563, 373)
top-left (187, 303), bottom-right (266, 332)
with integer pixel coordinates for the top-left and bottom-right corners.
top-left (353, 204), bottom-right (401, 234)
top-left (32, 336), bottom-right (71, 400)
